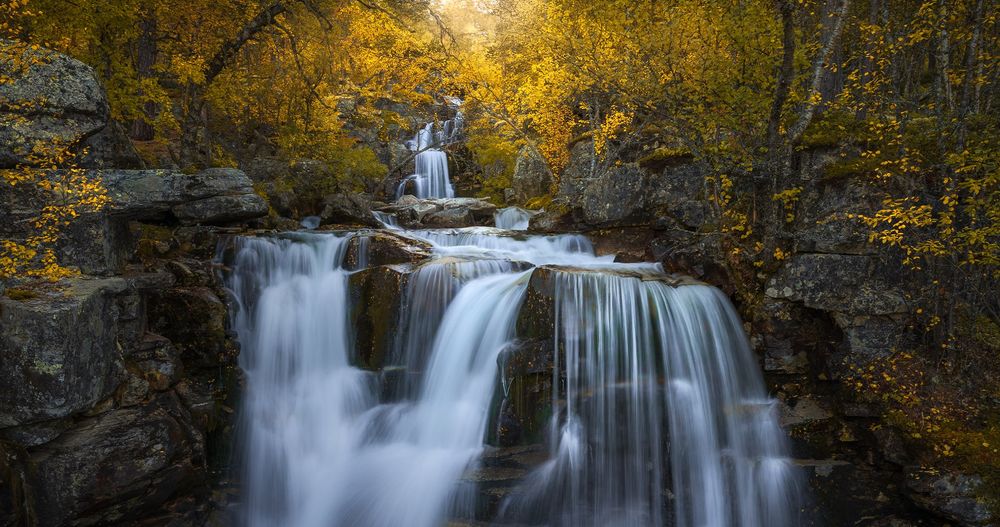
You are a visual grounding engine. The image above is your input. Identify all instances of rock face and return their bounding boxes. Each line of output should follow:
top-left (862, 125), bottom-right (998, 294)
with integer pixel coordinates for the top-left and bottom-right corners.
top-left (0, 168), bottom-right (267, 277)
top-left (509, 147), bottom-right (552, 203)
top-left (27, 394), bottom-right (205, 526)
top-left (0, 44), bottom-right (142, 169)
top-left (0, 278), bottom-right (126, 427)
top-left (102, 168), bottom-right (267, 223)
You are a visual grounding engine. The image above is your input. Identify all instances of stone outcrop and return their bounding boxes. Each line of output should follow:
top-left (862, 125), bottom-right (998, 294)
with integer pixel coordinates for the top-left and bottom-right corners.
top-left (0, 43), bottom-right (142, 169)
top-left (508, 147), bottom-right (551, 204)
top-left (0, 278), bottom-right (127, 428)
top-left (0, 46), bottom-right (251, 523)
top-left (379, 196), bottom-right (496, 228)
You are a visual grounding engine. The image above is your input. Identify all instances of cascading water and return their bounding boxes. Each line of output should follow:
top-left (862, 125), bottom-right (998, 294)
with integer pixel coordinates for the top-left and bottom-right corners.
top-left (226, 224), bottom-right (807, 526)
top-left (497, 271), bottom-right (804, 527)
top-left (395, 113), bottom-right (463, 199)
top-left (228, 112), bottom-right (805, 525)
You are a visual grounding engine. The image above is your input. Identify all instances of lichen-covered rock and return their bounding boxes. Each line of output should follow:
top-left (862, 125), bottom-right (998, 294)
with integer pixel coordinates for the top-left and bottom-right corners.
top-left (171, 193), bottom-right (268, 225)
top-left (26, 393), bottom-right (205, 526)
top-left (765, 254), bottom-right (907, 316)
top-left (78, 120), bottom-right (145, 169)
top-left (578, 163), bottom-right (647, 226)
top-left (0, 43), bottom-right (108, 168)
top-left (0, 278), bottom-right (127, 427)
top-left (102, 168), bottom-right (267, 224)
top-left (905, 468), bottom-right (993, 526)
top-left (509, 147), bottom-right (551, 203)
top-left (423, 206), bottom-right (475, 227)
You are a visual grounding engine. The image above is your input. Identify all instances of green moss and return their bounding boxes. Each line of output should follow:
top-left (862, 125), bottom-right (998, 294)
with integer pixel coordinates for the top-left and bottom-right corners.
top-left (4, 288), bottom-right (37, 301)
top-left (637, 146), bottom-right (693, 168)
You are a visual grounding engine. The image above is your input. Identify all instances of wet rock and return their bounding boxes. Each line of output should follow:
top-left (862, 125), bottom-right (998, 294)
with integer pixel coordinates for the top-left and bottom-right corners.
top-left (0, 43), bottom-right (108, 168)
top-left (27, 394), bottom-right (206, 527)
top-left (345, 231), bottom-right (432, 269)
top-left (0, 277), bottom-right (127, 427)
top-left (495, 338), bottom-right (555, 446)
top-left (349, 264), bottom-right (410, 370)
top-left (147, 287), bottom-right (227, 371)
top-left (510, 147), bottom-right (552, 203)
top-left (905, 468), bottom-right (993, 526)
top-left (321, 193), bottom-right (377, 226)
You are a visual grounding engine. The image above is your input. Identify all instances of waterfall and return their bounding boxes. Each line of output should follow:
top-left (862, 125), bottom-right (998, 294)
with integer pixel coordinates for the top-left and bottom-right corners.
top-left (395, 115), bottom-right (462, 200)
top-left (226, 225), bottom-right (806, 526)
top-left (497, 271), bottom-right (805, 527)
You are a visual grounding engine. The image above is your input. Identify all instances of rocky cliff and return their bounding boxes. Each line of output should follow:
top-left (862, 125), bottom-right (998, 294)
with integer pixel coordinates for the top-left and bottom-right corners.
top-left (1, 47), bottom-right (267, 526)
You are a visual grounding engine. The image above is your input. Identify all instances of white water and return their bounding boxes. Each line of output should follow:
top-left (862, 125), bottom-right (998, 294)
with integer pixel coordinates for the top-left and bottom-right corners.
top-left (395, 115), bottom-right (463, 200)
top-left (228, 189), bottom-right (805, 524)
top-left (494, 207), bottom-right (536, 230)
top-left (227, 227), bottom-right (805, 526)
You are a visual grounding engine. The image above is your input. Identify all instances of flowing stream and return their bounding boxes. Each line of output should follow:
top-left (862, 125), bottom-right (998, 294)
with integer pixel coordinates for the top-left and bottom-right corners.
top-left (226, 117), bottom-right (804, 526)
top-left (226, 228), bottom-right (805, 527)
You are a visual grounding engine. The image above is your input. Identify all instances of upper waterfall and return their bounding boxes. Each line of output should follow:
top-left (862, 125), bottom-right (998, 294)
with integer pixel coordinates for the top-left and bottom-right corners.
top-left (395, 110), bottom-right (463, 200)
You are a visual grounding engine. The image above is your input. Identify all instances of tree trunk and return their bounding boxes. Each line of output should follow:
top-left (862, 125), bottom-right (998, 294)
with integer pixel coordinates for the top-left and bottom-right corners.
top-left (130, 13), bottom-right (157, 141)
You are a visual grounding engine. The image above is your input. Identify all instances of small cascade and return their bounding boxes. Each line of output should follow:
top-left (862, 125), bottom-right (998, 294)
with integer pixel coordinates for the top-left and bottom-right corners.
top-left (395, 110), bottom-right (463, 200)
top-left (497, 272), bottom-right (805, 527)
top-left (494, 207), bottom-right (536, 230)
top-left (226, 218), bottom-right (808, 526)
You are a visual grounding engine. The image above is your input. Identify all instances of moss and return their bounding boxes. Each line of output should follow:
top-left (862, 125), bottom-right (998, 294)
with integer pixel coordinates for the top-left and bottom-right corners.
top-left (637, 146), bottom-right (693, 169)
top-left (820, 155), bottom-right (881, 182)
top-left (4, 288), bottom-right (37, 301)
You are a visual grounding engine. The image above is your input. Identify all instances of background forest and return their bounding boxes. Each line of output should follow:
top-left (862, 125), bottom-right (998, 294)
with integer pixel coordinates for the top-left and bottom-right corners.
top-left (2, 0), bottom-right (999, 521)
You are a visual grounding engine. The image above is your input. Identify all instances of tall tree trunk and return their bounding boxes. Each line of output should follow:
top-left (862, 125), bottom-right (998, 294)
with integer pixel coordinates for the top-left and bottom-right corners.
top-left (767, 0), bottom-right (796, 150)
top-left (786, 0), bottom-right (851, 145)
top-left (130, 13), bottom-right (157, 141)
top-left (179, 1), bottom-right (291, 168)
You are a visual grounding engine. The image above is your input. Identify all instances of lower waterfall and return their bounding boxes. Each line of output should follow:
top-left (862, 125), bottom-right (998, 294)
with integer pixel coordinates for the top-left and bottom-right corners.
top-left (226, 226), bottom-right (806, 527)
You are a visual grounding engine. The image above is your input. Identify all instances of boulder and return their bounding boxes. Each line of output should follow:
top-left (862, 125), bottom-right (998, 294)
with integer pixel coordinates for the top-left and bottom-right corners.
top-left (423, 207), bottom-right (475, 227)
top-left (101, 167), bottom-right (267, 224)
top-left (26, 393), bottom-right (205, 527)
top-left (509, 147), bottom-right (552, 203)
top-left (321, 193), bottom-right (377, 226)
top-left (0, 43), bottom-right (108, 168)
top-left (378, 196), bottom-right (496, 228)
top-left (578, 163), bottom-right (647, 226)
top-left (0, 277), bottom-right (127, 427)
top-left (905, 468), bottom-right (993, 526)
